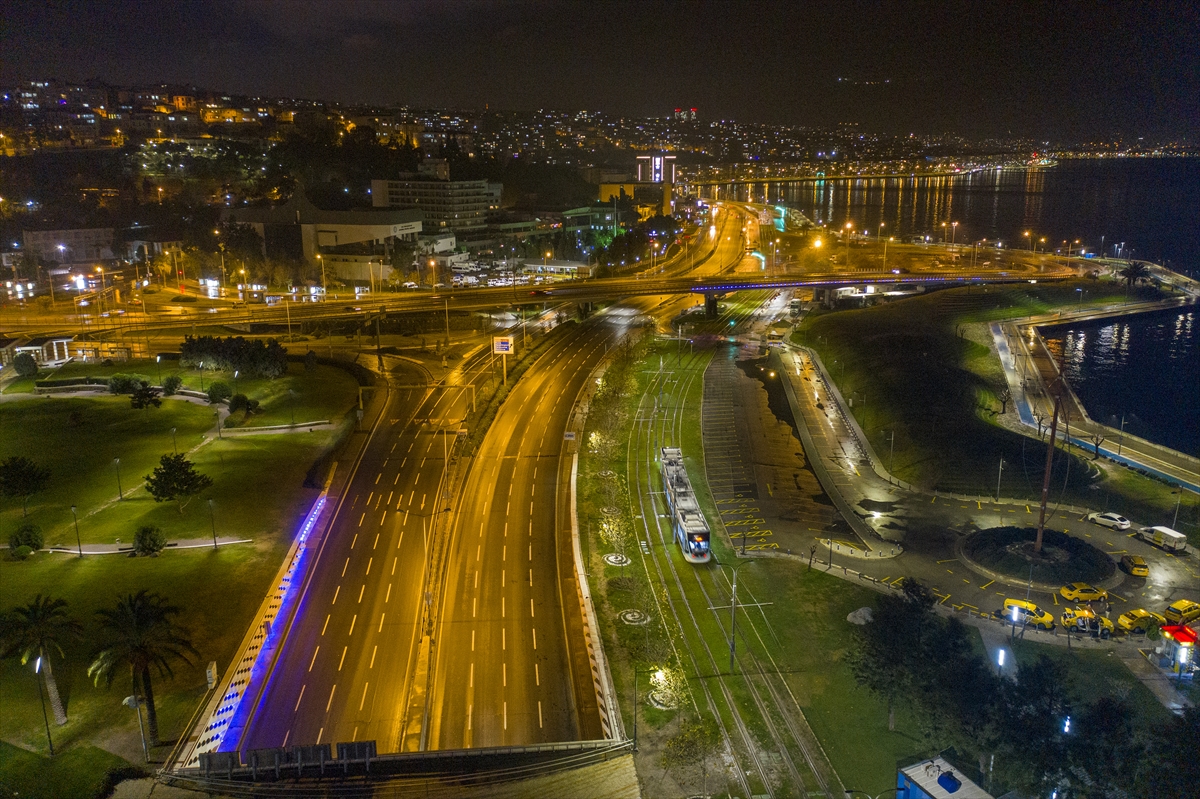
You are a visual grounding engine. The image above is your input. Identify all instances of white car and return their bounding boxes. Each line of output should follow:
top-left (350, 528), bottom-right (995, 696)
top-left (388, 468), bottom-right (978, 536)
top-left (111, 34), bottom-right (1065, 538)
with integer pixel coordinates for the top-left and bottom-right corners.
top-left (1086, 512), bottom-right (1131, 530)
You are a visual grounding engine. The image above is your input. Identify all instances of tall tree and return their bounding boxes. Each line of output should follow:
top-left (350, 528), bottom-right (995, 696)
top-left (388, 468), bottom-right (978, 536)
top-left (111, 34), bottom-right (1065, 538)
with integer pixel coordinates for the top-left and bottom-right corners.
top-left (88, 591), bottom-right (198, 745)
top-left (0, 456), bottom-right (51, 516)
top-left (0, 595), bottom-right (82, 725)
top-left (1118, 261), bottom-right (1149, 288)
top-left (144, 454), bottom-right (213, 514)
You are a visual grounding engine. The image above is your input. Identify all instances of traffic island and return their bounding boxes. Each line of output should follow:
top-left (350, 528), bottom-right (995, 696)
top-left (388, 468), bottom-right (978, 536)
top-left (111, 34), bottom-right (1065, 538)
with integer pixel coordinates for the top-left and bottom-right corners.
top-left (960, 526), bottom-right (1115, 587)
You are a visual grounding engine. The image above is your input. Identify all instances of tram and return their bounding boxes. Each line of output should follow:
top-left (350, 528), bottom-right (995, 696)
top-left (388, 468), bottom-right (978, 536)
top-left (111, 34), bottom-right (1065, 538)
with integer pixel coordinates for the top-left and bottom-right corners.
top-left (660, 447), bottom-right (712, 564)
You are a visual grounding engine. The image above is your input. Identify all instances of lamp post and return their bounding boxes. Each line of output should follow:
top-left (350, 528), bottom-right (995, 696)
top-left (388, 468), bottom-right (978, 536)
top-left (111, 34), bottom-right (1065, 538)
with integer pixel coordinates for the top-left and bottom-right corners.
top-left (198, 361), bottom-right (205, 392)
top-left (171, 426), bottom-right (177, 454)
top-left (883, 236), bottom-right (892, 271)
top-left (1024, 230), bottom-right (1032, 251)
top-left (71, 505), bottom-right (82, 557)
top-left (728, 561), bottom-right (753, 673)
top-left (844, 222), bottom-right (853, 257)
top-left (208, 499), bottom-right (217, 550)
top-left (34, 657), bottom-right (54, 756)
top-left (316, 253), bottom-right (326, 299)
top-left (113, 458), bottom-right (123, 500)
top-left (951, 221), bottom-right (958, 246)
top-left (996, 457), bottom-right (1005, 501)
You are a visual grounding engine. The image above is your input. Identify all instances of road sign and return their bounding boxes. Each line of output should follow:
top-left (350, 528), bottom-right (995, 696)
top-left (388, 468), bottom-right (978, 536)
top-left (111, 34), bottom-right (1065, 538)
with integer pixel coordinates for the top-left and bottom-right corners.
top-left (206, 661), bottom-right (218, 689)
top-left (492, 336), bottom-right (514, 354)
top-left (564, 431), bottom-right (576, 440)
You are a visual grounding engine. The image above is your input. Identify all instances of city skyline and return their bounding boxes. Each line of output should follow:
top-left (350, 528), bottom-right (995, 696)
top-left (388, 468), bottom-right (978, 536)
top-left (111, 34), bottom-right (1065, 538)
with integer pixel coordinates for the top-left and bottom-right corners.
top-left (3, 0), bottom-right (1198, 140)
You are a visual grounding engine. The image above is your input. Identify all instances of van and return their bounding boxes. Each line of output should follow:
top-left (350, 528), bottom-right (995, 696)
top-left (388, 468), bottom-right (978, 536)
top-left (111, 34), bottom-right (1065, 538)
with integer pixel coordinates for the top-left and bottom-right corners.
top-left (1137, 526), bottom-right (1188, 553)
top-left (1002, 598), bottom-right (1054, 630)
top-left (1164, 599), bottom-right (1200, 625)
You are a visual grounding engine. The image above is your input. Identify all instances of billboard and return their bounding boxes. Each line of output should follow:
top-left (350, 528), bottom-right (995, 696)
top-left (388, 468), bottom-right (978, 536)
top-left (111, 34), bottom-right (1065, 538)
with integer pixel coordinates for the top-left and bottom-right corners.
top-left (492, 336), bottom-right (514, 354)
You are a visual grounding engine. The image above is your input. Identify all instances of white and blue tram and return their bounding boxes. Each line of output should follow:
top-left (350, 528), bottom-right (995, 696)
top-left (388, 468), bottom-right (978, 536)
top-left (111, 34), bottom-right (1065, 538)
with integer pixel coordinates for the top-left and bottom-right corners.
top-left (660, 447), bottom-right (712, 564)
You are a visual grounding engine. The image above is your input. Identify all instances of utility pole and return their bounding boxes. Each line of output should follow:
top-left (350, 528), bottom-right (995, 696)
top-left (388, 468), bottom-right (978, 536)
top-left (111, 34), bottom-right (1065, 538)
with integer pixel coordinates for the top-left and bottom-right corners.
top-left (1035, 386), bottom-right (1064, 553)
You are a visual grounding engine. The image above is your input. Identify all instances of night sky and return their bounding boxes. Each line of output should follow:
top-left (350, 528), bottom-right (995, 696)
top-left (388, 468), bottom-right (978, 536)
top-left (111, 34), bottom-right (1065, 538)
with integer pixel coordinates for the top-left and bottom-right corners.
top-left (4, 0), bottom-right (1198, 139)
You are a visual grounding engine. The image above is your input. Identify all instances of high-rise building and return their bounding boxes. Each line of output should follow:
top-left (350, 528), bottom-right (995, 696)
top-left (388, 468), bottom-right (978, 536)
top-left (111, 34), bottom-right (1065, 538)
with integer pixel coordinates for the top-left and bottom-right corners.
top-left (636, 154), bottom-right (676, 183)
top-left (370, 177), bottom-right (502, 237)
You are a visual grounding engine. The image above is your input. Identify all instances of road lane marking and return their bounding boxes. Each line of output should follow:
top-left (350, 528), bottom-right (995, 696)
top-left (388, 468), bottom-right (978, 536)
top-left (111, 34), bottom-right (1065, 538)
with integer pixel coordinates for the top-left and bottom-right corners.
top-left (332, 586), bottom-right (340, 604)
top-left (403, 510), bottom-right (409, 525)
top-left (471, 631), bottom-right (475, 651)
top-left (468, 705), bottom-right (472, 731)
top-left (378, 613), bottom-right (385, 632)
top-left (531, 599), bottom-right (535, 618)
top-left (504, 522), bottom-right (508, 537)
top-left (394, 473), bottom-right (401, 485)
top-left (385, 584), bottom-right (391, 602)
top-left (391, 557), bottom-right (397, 575)
top-left (400, 457), bottom-right (407, 469)
top-left (342, 558), bottom-right (350, 577)
top-left (295, 685), bottom-right (306, 711)
top-left (283, 730), bottom-right (290, 748)
top-left (502, 628), bottom-right (506, 650)
top-left (359, 683), bottom-right (369, 711)
top-left (349, 614), bottom-right (357, 635)
top-left (529, 544), bottom-right (532, 560)
top-left (530, 501), bottom-right (534, 514)
top-left (529, 568), bottom-right (533, 586)
top-left (538, 701), bottom-right (543, 729)
top-left (322, 615), bottom-right (330, 635)
top-left (533, 627), bottom-right (537, 647)
top-left (503, 663), bottom-right (507, 686)
top-left (470, 663), bottom-right (474, 687)
top-left (981, 579), bottom-right (995, 589)
top-left (473, 597), bottom-right (477, 617)
top-left (506, 501), bottom-right (510, 513)
top-left (375, 474), bottom-right (381, 485)
top-left (358, 585), bottom-right (365, 603)
top-left (380, 511), bottom-right (387, 526)
top-left (339, 646), bottom-right (347, 670)
top-left (359, 513), bottom-right (366, 527)
top-left (502, 597), bottom-right (505, 617)
top-left (316, 727), bottom-right (323, 744)
top-left (308, 647), bottom-right (320, 671)
top-left (325, 685), bottom-right (337, 713)
top-left (366, 557), bottom-right (373, 575)
top-left (535, 663), bottom-right (540, 685)
top-left (351, 534), bottom-right (358, 549)
top-left (504, 702), bottom-right (507, 730)
top-left (503, 545), bottom-right (506, 560)
top-left (476, 545), bottom-right (481, 561)
top-left (474, 571), bottom-right (479, 588)
top-left (502, 570), bottom-right (506, 587)
top-left (407, 490), bottom-right (414, 504)
top-left (367, 492), bottom-right (374, 505)
top-left (420, 493), bottom-right (426, 509)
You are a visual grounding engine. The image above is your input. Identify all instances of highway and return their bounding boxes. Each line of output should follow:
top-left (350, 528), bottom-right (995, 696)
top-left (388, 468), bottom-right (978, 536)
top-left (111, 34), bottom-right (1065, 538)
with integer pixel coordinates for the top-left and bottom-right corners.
top-left (236, 349), bottom-right (490, 754)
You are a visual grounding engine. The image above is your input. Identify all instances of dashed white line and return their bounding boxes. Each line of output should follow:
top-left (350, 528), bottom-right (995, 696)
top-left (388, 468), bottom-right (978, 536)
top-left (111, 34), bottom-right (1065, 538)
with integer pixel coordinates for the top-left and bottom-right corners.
top-left (342, 558), bottom-right (350, 577)
top-left (365, 557), bottom-right (373, 575)
top-left (338, 646), bottom-right (347, 671)
top-left (325, 685), bottom-right (337, 713)
top-left (332, 586), bottom-right (340, 604)
top-left (322, 615), bottom-right (330, 635)
top-left (294, 685), bottom-right (306, 712)
top-left (378, 613), bottom-right (385, 632)
top-left (370, 645), bottom-right (377, 668)
top-left (358, 585), bottom-right (365, 603)
top-left (359, 682), bottom-right (370, 711)
top-left (309, 647), bottom-right (320, 672)
top-left (348, 614), bottom-right (357, 635)
top-left (386, 584), bottom-right (392, 602)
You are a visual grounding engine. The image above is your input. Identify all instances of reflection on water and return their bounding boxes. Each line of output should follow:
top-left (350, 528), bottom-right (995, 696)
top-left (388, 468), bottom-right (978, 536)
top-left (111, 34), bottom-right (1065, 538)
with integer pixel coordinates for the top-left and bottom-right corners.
top-left (700, 158), bottom-right (1200, 274)
top-left (1042, 310), bottom-right (1199, 456)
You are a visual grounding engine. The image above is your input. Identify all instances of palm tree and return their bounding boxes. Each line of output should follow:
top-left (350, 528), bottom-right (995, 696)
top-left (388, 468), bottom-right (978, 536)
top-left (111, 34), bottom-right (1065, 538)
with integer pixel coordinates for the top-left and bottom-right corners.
top-left (0, 595), bottom-right (82, 726)
top-left (1118, 261), bottom-right (1149, 288)
top-left (88, 591), bottom-right (198, 746)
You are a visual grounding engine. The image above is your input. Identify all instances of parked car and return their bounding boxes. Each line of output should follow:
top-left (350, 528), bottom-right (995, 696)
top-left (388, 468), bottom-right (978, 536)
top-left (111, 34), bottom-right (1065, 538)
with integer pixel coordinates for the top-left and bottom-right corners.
top-left (1086, 512), bottom-right (1131, 530)
top-left (1117, 608), bottom-right (1165, 634)
top-left (1001, 598), bottom-right (1054, 630)
top-left (1060, 606), bottom-right (1114, 637)
top-left (1119, 554), bottom-right (1150, 578)
top-left (1060, 582), bottom-right (1108, 603)
top-left (1164, 599), bottom-right (1200, 625)
top-left (1136, 526), bottom-right (1188, 552)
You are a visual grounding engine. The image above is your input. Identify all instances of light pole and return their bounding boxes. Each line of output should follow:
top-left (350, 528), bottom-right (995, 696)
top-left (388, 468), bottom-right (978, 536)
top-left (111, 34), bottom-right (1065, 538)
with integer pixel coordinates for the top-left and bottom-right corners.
top-left (728, 561), bottom-right (753, 673)
top-left (171, 426), bottom-right (177, 454)
top-left (316, 253), bottom-right (326, 299)
top-left (883, 236), bottom-right (892, 271)
top-left (198, 361), bottom-right (205, 392)
top-left (951, 221), bottom-right (958, 246)
top-left (1024, 231), bottom-right (1032, 251)
top-left (844, 222), bottom-right (853, 258)
top-left (34, 657), bottom-right (53, 756)
top-left (113, 458), bottom-right (123, 500)
top-left (71, 505), bottom-right (81, 557)
top-left (208, 499), bottom-right (217, 550)
top-left (996, 457), bottom-right (1005, 501)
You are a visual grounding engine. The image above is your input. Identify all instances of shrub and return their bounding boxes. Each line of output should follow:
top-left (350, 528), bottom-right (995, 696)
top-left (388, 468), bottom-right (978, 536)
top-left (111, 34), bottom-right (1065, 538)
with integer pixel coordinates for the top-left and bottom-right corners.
top-left (13, 352), bottom-right (37, 378)
top-left (8, 522), bottom-right (44, 552)
top-left (161, 374), bottom-right (183, 396)
top-left (228, 393), bottom-right (260, 414)
top-left (11, 545), bottom-right (32, 560)
top-left (304, 350), bottom-right (318, 371)
top-left (207, 381), bottom-right (233, 404)
top-left (108, 373), bottom-right (140, 395)
top-left (133, 525), bottom-right (167, 556)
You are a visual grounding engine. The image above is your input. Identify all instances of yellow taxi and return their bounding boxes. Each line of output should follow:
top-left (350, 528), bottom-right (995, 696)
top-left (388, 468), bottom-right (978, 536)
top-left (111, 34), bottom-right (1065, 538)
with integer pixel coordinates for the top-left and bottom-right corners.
top-left (1002, 598), bottom-right (1055, 630)
top-left (1059, 582), bottom-right (1108, 603)
top-left (1117, 608), bottom-right (1165, 634)
top-left (1164, 599), bottom-right (1200, 625)
top-left (1119, 554), bottom-right (1150, 578)
top-left (1060, 606), bottom-right (1114, 637)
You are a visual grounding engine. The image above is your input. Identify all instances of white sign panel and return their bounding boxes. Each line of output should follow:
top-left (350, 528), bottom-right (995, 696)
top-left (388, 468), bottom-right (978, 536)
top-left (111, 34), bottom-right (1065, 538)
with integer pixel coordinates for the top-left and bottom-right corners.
top-left (493, 336), bottom-right (515, 354)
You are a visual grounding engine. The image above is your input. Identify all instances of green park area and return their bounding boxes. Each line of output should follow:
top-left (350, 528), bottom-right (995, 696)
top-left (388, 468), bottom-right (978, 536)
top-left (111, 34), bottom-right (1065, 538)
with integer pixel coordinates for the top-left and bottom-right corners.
top-left (0, 360), bottom-right (359, 797)
top-left (794, 279), bottom-right (1199, 543)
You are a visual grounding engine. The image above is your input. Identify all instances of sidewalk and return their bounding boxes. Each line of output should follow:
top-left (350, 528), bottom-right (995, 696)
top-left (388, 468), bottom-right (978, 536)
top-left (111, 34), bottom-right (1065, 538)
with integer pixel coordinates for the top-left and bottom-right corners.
top-left (41, 536), bottom-right (251, 555)
top-left (993, 300), bottom-right (1200, 492)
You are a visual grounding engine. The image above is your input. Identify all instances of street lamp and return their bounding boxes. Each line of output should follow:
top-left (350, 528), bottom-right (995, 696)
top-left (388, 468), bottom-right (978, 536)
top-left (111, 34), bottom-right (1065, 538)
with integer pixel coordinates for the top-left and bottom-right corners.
top-left (316, 253), bottom-right (326, 299)
top-left (70, 505), bottom-right (82, 557)
top-left (951, 221), bottom-right (958, 246)
top-left (113, 458), bottom-right (123, 501)
top-left (34, 657), bottom-right (54, 756)
top-left (208, 499), bottom-right (218, 550)
top-left (1024, 230), bottom-right (1032, 251)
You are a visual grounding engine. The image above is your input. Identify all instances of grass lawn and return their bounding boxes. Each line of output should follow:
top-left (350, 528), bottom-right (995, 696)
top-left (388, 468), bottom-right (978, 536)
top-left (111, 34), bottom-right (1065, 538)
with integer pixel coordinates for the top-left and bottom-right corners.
top-left (0, 391), bottom-right (350, 780)
top-left (793, 280), bottom-right (1193, 538)
top-left (43, 359), bottom-right (359, 428)
top-left (0, 741), bottom-right (143, 799)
